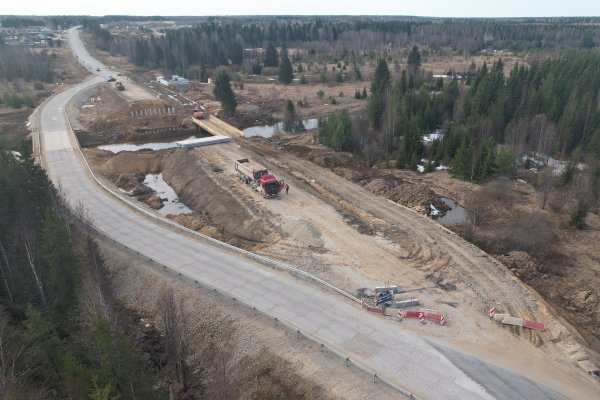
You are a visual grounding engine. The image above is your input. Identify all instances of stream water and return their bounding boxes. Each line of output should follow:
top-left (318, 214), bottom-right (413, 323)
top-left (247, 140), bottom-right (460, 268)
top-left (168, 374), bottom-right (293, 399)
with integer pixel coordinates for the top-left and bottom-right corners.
top-left (143, 173), bottom-right (192, 216)
top-left (437, 197), bottom-right (468, 226)
top-left (243, 118), bottom-right (319, 138)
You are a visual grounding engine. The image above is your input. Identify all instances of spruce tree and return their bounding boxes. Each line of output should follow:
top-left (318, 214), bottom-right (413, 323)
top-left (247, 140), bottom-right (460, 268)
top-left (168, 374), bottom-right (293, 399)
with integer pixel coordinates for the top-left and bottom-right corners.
top-left (278, 46), bottom-right (293, 84)
top-left (370, 58), bottom-right (391, 96)
top-left (264, 43), bottom-right (279, 67)
top-left (407, 45), bottom-right (422, 76)
top-left (213, 70), bottom-right (237, 116)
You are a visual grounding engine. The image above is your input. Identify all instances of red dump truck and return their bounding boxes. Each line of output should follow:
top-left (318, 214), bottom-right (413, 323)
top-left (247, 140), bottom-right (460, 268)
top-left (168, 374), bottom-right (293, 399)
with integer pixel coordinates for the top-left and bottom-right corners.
top-left (235, 158), bottom-right (285, 198)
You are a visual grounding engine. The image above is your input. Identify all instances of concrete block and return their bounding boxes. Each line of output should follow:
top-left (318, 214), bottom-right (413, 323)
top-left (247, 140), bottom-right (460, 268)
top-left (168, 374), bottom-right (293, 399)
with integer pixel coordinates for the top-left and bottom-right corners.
top-left (501, 316), bottom-right (523, 326)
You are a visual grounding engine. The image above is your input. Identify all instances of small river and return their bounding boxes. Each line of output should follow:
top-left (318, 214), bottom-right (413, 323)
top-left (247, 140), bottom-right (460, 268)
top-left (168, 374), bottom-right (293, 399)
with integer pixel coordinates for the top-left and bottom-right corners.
top-left (243, 118), bottom-right (319, 138)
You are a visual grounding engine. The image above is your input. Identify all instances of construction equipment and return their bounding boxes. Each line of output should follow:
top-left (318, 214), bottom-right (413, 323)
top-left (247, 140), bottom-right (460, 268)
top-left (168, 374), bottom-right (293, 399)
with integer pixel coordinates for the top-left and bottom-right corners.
top-left (235, 158), bottom-right (285, 198)
top-left (376, 291), bottom-right (393, 306)
top-left (193, 104), bottom-right (206, 119)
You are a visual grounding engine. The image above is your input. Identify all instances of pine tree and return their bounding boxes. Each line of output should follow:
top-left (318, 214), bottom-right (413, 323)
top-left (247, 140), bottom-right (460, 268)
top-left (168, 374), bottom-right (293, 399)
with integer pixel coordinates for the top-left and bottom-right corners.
top-left (264, 43), bottom-right (279, 67)
top-left (213, 70), bottom-right (237, 116)
top-left (278, 45), bottom-right (293, 84)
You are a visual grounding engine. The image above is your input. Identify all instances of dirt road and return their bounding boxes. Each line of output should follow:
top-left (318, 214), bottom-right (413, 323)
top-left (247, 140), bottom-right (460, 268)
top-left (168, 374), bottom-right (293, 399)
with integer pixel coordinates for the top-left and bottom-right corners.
top-left (76, 32), bottom-right (600, 396)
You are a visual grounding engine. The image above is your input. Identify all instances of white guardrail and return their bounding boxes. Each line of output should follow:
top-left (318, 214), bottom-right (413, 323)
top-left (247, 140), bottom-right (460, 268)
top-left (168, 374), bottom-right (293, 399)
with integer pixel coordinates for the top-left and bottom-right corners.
top-left (58, 80), bottom-right (420, 399)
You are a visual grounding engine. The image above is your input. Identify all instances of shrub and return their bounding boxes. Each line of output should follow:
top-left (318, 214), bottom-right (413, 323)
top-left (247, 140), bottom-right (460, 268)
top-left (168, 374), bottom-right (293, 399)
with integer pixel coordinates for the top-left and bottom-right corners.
top-left (569, 199), bottom-right (588, 229)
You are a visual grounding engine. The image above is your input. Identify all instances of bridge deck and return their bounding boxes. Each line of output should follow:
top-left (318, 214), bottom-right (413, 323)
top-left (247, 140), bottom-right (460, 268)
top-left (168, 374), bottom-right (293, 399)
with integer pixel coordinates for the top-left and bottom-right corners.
top-left (192, 115), bottom-right (243, 137)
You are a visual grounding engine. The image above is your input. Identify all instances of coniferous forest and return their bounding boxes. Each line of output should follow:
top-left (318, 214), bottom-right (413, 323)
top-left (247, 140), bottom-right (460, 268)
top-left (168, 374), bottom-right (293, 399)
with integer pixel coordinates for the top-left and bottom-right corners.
top-left (0, 151), bottom-right (163, 398)
top-left (83, 17), bottom-right (600, 180)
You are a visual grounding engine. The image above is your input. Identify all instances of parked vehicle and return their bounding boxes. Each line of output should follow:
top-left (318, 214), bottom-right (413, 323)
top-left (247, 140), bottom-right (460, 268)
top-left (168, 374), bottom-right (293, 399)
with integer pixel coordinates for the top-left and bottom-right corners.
top-left (235, 158), bottom-right (285, 198)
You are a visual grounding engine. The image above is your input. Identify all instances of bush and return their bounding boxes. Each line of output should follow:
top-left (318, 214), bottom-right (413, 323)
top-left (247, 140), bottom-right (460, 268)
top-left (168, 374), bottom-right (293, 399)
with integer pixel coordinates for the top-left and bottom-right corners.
top-left (316, 89), bottom-right (324, 100)
top-left (569, 199), bottom-right (588, 229)
top-left (481, 213), bottom-right (557, 259)
top-left (320, 73), bottom-right (328, 85)
top-left (300, 74), bottom-right (308, 84)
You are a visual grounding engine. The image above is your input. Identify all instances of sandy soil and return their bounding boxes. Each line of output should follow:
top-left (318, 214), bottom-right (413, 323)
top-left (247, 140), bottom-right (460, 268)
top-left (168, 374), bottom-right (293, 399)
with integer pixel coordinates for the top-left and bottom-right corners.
top-left (84, 134), bottom-right (600, 398)
top-left (76, 38), bottom-right (599, 396)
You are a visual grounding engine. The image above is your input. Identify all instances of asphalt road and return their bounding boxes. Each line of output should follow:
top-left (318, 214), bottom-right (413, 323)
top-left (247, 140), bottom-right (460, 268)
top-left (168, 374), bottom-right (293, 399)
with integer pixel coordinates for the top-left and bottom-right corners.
top-left (35, 26), bottom-right (573, 400)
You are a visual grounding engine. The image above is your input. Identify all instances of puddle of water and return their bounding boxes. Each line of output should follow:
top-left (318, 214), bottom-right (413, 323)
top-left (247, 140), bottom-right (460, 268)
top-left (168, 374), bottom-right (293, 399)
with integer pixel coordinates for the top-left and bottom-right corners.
top-left (143, 173), bottom-right (192, 216)
top-left (97, 136), bottom-right (198, 153)
top-left (437, 197), bottom-right (468, 226)
top-left (243, 118), bottom-right (319, 138)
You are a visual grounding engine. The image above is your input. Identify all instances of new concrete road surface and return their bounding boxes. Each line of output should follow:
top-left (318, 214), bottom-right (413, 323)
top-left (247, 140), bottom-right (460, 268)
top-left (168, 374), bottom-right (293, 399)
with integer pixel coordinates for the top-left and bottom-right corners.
top-left (36, 27), bottom-right (572, 400)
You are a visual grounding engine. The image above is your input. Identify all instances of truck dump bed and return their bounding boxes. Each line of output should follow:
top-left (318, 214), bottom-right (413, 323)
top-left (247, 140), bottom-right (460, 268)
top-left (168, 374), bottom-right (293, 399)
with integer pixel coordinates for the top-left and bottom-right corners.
top-left (235, 158), bottom-right (268, 180)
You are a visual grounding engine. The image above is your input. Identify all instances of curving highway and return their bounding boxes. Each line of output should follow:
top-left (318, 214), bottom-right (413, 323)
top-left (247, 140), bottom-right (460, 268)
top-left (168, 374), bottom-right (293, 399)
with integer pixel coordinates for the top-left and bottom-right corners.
top-left (34, 26), bottom-right (576, 400)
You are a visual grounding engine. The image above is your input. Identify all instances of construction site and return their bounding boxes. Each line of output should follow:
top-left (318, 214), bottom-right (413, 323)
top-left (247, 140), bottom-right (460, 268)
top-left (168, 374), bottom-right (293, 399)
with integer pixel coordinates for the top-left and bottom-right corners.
top-left (20, 25), bottom-right (588, 399)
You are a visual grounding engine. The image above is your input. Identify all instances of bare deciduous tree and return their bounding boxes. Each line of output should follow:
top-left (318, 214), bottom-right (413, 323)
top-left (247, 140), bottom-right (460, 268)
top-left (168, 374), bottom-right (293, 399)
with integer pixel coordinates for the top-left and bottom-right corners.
top-left (536, 168), bottom-right (555, 210)
top-left (157, 287), bottom-right (194, 392)
top-left (464, 189), bottom-right (493, 227)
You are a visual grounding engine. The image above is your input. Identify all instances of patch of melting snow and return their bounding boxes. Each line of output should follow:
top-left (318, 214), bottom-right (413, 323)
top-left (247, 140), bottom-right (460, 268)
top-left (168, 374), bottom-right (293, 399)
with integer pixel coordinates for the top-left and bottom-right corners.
top-left (522, 152), bottom-right (585, 176)
top-left (429, 203), bottom-right (440, 216)
top-left (417, 165), bottom-right (425, 173)
top-left (143, 173), bottom-right (192, 216)
top-left (517, 178), bottom-right (528, 184)
top-left (422, 130), bottom-right (443, 142)
top-left (436, 165), bottom-right (450, 171)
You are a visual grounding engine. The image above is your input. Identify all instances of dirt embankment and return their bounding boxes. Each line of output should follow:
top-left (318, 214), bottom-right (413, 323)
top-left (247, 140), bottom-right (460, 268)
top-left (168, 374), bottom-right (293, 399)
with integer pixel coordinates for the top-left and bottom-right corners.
top-left (266, 133), bottom-right (450, 215)
top-left (162, 149), bottom-right (282, 248)
top-left (74, 85), bottom-right (196, 147)
top-left (85, 147), bottom-right (282, 250)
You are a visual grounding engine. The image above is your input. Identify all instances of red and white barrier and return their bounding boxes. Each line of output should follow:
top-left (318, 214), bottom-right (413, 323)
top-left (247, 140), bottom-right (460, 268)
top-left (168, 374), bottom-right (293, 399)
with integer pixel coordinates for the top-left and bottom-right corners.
top-left (405, 310), bottom-right (425, 319)
top-left (366, 306), bottom-right (385, 314)
top-left (397, 309), bottom-right (404, 320)
top-left (489, 305), bottom-right (496, 318)
top-left (404, 309), bottom-right (447, 325)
